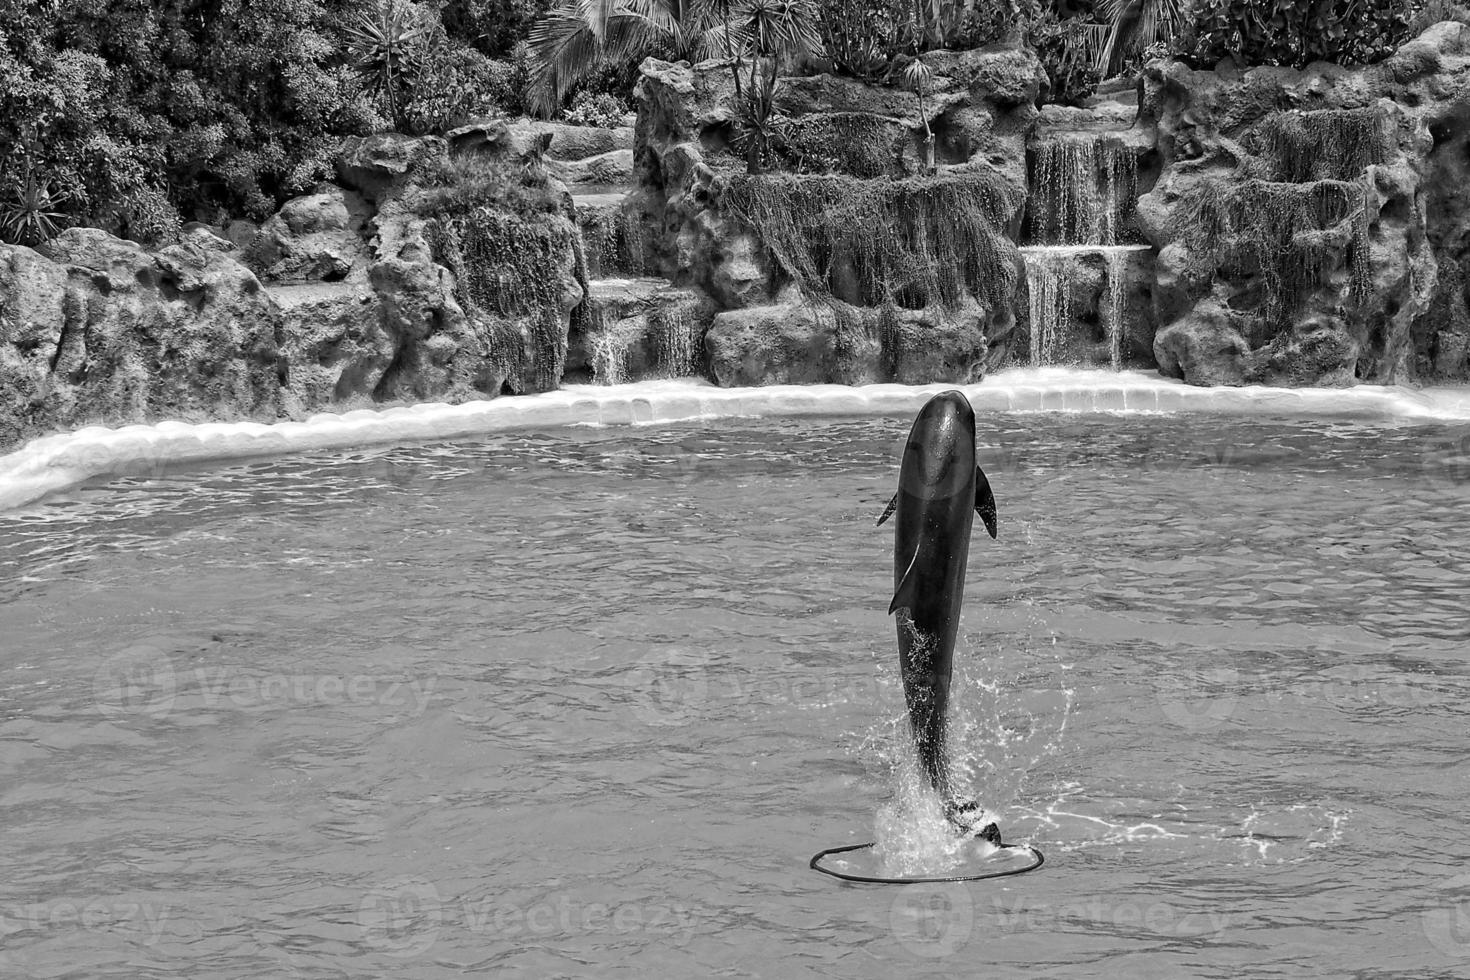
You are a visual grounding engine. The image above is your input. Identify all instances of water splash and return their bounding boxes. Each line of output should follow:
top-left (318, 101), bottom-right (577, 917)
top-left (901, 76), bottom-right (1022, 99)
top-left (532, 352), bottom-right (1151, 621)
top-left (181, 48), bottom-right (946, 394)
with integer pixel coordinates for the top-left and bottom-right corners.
top-left (858, 626), bottom-right (1075, 877)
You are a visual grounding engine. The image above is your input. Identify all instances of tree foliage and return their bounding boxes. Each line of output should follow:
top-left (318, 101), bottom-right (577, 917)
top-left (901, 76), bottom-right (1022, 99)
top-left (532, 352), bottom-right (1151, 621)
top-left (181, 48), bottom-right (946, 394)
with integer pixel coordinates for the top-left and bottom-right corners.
top-left (1174, 0), bottom-right (1419, 69)
top-left (0, 0), bottom-right (531, 243)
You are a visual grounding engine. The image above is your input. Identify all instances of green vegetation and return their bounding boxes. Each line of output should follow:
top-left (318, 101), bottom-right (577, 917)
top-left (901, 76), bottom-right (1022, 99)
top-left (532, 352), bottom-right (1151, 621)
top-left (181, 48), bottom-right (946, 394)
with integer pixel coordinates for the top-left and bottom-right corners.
top-left (0, 0), bottom-right (528, 242)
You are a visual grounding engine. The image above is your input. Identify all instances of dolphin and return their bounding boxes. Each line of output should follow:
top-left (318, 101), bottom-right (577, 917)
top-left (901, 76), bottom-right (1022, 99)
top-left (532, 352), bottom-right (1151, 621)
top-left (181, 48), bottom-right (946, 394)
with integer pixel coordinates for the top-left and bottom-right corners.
top-left (877, 390), bottom-right (999, 841)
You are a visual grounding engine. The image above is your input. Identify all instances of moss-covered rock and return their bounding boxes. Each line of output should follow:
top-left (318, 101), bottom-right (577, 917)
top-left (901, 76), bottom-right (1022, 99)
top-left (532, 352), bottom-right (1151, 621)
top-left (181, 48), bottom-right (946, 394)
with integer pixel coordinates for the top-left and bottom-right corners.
top-left (1133, 25), bottom-right (1470, 386)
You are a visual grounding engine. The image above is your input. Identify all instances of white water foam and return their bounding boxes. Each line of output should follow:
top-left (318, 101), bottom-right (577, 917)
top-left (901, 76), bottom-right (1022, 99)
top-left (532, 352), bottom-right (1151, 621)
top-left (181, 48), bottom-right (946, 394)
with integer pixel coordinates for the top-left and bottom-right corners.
top-left (5, 368), bottom-right (1470, 512)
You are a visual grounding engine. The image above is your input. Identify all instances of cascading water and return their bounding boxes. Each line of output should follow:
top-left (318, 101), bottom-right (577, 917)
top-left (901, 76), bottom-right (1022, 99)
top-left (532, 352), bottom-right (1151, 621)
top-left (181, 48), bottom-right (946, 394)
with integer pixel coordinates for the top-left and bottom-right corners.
top-left (1023, 135), bottom-right (1145, 369)
top-left (1028, 136), bottom-right (1137, 247)
top-left (650, 294), bottom-right (702, 378)
top-left (1105, 247), bottom-right (1128, 371)
top-left (581, 281), bottom-right (706, 385)
top-left (1025, 248), bottom-right (1073, 368)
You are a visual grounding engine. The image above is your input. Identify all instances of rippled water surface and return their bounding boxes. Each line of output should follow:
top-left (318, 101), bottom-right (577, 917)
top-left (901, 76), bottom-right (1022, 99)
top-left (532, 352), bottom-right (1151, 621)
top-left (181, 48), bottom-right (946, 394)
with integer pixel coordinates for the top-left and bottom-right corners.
top-left (3, 412), bottom-right (1470, 978)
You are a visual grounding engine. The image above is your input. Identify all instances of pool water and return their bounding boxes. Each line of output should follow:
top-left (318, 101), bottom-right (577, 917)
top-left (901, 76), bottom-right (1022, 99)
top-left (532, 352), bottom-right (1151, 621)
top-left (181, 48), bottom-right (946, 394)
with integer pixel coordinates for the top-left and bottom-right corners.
top-left (2, 412), bottom-right (1469, 978)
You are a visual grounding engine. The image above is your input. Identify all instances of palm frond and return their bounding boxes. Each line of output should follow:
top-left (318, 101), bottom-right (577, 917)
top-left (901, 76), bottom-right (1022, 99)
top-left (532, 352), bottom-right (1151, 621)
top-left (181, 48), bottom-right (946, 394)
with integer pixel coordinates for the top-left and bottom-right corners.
top-left (527, 9), bottom-right (608, 115)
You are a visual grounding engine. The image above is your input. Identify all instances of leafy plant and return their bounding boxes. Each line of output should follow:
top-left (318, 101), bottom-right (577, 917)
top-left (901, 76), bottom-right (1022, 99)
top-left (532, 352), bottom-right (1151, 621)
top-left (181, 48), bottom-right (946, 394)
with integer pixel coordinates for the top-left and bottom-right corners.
top-left (564, 90), bottom-right (631, 127)
top-left (730, 0), bottom-right (823, 173)
top-left (342, 0), bottom-right (436, 130)
top-left (0, 160), bottom-right (71, 246)
top-left (120, 183), bottom-right (181, 247)
top-left (525, 0), bottom-right (730, 117)
top-left (904, 58), bottom-right (935, 172)
top-left (1094, 0), bottom-right (1185, 76)
top-left (817, 0), bottom-right (911, 80)
top-left (1029, 11), bottom-right (1103, 106)
top-left (1175, 0), bottom-right (1418, 69)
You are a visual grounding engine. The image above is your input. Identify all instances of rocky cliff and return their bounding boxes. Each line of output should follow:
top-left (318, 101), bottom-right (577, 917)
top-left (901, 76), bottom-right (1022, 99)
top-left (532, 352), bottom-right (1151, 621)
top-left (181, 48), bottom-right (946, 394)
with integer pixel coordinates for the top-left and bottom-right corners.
top-left (0, 122), bottom-right (593, 450)
top-left (9, 27), bottom-right (1470, 450)
top-left (1136, 22), bottom-right (1470, 386)
top-left (629, 44), bottom-right (1047, 386)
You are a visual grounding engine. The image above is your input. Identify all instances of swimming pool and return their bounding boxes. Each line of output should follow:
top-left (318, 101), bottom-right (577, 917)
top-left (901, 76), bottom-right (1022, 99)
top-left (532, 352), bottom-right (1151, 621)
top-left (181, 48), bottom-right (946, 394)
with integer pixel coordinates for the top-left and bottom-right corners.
top-left (2, 397), bottom-right (1469, 976)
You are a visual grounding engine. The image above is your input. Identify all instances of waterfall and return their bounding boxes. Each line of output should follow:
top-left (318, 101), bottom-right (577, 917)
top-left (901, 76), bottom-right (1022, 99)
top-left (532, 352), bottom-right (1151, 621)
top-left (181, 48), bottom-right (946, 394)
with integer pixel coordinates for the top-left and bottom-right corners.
top-left (588, 320), bottom-right (633, 386)
top-left (1021, 245), bottom-right (1148, 369)
top-left (1028, 137), bottom-right (1138, 247)
top-left (1023, 134), bottom-right (1143, 369)
top-left (1105, 247), bottom-right (1127, 372)
top-left (1025, 249), bottom-right (1073, 367)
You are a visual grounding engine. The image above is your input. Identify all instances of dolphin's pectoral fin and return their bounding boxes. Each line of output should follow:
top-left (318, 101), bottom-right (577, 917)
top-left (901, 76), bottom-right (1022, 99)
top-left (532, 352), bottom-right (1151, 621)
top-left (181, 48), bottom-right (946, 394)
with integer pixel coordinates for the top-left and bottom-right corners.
top-left (876, 492), bottom-right (898, 527)
top-left (888, 548), bottom-right (922, 615)
top-left (974, 466), bottom-right (997, 539)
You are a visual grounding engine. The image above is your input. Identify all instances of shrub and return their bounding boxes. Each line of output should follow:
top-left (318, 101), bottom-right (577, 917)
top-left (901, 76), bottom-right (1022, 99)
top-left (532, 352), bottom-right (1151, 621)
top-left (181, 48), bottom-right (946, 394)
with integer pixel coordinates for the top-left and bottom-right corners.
top-left (1407, 0), bottom-right (1470, 31)
top-left (817, 0), bottom-right (912, 80)
top-left (951, 0), bottom-right (1042, 48)
top-left (1029, 11), bottom-right (1102, 106)
top-left (1175, 0), bottom-right (1419, 70)
top-left (407, 151), bottom-right (563, 221)
top-left (119, 184), bottom-right (182, 247)
top-left (403, 43), bottom-right (516, 133)
top-left (562, 90), bottom-right (629, 128)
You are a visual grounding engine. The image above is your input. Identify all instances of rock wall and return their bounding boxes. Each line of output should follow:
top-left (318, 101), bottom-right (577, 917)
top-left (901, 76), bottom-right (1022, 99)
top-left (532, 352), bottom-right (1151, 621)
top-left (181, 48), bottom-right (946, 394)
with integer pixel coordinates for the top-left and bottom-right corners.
top-left (630, 44), bottom-right (1047, 386)
top-left (0, 123), bottom-right (596, 450)
top-left (1136, 23), bottom-right (1470, 386)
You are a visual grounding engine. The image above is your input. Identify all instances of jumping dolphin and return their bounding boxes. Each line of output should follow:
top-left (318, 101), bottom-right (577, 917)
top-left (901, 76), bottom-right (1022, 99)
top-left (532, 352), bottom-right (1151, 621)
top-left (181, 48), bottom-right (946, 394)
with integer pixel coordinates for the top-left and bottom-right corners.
top-left (877, 390), bottom-right (999, 841)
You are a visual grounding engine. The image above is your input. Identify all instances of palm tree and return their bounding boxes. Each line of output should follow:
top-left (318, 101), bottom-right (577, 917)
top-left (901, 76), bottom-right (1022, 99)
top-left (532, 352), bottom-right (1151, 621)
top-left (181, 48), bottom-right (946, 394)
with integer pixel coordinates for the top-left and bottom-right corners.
top-left (526, 0), bottom-right (734, 117)
top-left (731, 0), bottom-right (821, 172)
top-left (342, 0), bottom-right (436, 129)
top-left (1094, 0), bottom-right (1184, 77)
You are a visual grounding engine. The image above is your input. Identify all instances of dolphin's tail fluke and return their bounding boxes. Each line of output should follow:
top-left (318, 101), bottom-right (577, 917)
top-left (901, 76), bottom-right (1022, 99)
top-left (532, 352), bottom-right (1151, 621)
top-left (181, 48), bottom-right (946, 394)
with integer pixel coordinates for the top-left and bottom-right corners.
top-left (944, 799), bottom-right (1002, 843)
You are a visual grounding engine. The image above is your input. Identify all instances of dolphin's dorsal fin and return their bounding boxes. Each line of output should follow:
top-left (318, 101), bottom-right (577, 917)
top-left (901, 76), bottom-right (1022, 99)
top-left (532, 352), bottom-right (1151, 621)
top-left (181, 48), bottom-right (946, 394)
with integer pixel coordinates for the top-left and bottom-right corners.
top-left (876, 492), bottom-right (898, 527)
top-left (888, 547), bottom-right (921, 615)
top-left (975, 466), bottom-right (997, 539)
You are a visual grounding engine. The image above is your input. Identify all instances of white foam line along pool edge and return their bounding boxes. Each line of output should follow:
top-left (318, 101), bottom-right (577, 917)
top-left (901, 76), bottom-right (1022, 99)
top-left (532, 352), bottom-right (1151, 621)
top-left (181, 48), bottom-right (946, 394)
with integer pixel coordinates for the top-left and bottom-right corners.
top-left (4, 367), bottom-right (1470, 513)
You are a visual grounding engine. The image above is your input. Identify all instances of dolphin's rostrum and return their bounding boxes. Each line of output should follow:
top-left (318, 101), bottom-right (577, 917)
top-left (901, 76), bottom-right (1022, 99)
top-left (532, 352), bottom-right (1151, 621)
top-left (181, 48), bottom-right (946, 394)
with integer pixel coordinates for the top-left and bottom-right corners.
top-left (878, 389), bottom-right (999, 841)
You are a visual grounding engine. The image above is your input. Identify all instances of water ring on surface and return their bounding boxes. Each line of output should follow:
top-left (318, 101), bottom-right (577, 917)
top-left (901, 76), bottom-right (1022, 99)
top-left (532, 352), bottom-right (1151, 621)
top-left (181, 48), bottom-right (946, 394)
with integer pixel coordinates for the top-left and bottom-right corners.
top-left (809, 840), bottom-right (1045, 884)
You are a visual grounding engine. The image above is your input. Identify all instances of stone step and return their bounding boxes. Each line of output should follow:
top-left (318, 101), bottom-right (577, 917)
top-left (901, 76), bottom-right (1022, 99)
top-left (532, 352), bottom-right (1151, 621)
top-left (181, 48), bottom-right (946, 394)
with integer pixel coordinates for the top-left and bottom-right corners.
top-left (585, 276), bottom-right (687, 312)
top-left (571, 189), bottom-right (631, 212)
